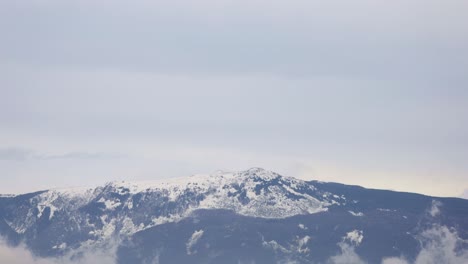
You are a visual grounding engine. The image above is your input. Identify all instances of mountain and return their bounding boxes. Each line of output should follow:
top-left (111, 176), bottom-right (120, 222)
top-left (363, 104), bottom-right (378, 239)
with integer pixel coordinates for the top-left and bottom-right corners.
top-left (0, 168), bottom-right (467, 264)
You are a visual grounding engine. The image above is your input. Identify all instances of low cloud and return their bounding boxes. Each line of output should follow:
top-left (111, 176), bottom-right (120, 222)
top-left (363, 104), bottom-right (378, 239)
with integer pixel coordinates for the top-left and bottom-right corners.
top-left (328, 242), bottom-right (366, 264)
top-left (429, 200), bottom-right (442, 217)
top-left (186, 229), bottom-right (204, 255)
top-left (2, 224), bottom-right (467, 264)
top-left (381, 258), bottom-right (409, 264)
top-left (460, 189), bottom-right (468, 200)
top-left (382, 225), bottom-right (468, 264)
top-left (0, 241), bottom-right (51, 264)
top-left (0, 239), bottom-right (116, 264)
top-left (328, 203), bottom-right (468, 264)
top-left (414, 225), bottom-right (468, 264)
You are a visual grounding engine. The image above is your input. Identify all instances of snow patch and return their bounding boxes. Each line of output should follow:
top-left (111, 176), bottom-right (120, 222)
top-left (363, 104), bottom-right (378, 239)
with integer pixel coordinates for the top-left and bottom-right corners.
top-left (151, 214), bottom-right (184, 226)
top-left (52, 243), bottom-right (67, 250)
top-left (98, 198), bottom-right (122, 211)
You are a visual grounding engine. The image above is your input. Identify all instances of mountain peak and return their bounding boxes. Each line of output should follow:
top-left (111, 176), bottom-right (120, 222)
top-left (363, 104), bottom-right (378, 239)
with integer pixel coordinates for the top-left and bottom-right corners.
top-left (241, 167), bottom-right (276, 176)
top-left (244, 167), bottom-right (269, 173)
top-left (2, 169), bottom-right (466, 264)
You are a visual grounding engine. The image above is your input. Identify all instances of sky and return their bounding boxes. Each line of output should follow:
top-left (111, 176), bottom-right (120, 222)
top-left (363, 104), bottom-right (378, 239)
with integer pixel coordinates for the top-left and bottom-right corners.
top-left (1, 0), bottom-right (467, 197)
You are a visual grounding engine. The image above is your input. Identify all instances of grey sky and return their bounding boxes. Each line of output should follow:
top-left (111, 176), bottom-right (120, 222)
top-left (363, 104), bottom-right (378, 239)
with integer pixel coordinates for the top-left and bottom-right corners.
top-left (1, 0), bottom-right (467, 197)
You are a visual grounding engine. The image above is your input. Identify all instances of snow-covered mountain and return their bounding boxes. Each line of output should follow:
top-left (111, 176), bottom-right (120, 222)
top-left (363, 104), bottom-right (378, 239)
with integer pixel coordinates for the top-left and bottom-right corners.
top-left (0, 168), bottom-right (467, 264)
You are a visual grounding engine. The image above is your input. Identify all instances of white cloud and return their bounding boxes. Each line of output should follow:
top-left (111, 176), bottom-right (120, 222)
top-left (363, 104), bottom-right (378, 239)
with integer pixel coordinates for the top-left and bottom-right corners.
top-left (0, 240), bottom-right (52, 264)
top-left (413, 225), bottom-right (468, 264)
top-left (429, 200), bottom-right (442, 217)
top-left (382, 257), bottom-right (409, 264)
top-left (382, 225), bottom-right (468, 264)
top-left (2, 223), bottom-right (468, 264)
top-left (460, 189), bottom-right (468, 199)
top-left (329, 242), bottom-right (367, 264)
top-left (186, 229), bottom-right (204, 255)
top-left (345, 230), bottom-right (364, 246)
top-left (0, 239), bottom-right (116, 264)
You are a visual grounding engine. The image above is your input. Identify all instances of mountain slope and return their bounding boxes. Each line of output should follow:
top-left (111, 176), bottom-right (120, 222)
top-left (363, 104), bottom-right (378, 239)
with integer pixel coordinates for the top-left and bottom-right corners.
top-left (0, 168), bottom-right (467, 263)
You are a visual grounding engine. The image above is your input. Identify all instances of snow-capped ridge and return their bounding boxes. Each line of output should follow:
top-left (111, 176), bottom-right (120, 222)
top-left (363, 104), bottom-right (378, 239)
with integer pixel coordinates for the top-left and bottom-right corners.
top-left (102, 168), bottom-right (286, 194)
top-left (3, 168), bottom-right (339, 247)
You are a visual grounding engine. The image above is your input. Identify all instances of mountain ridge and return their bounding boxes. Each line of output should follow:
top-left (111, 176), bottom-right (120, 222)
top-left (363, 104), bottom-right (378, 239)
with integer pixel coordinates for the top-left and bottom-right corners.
top-left (1, 168), bottom-right (467, 263)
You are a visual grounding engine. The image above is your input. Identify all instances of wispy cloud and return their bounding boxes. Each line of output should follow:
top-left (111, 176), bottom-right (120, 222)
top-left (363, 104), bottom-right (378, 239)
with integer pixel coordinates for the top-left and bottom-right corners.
top-left (0, 147), bottom-right (120, 162)
top-left (0, 148), bottom-right (33, 161)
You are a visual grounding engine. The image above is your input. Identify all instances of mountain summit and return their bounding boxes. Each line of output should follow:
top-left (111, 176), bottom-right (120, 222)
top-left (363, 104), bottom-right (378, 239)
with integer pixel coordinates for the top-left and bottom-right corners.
top-left (1, 168), bottom-right (467, 263)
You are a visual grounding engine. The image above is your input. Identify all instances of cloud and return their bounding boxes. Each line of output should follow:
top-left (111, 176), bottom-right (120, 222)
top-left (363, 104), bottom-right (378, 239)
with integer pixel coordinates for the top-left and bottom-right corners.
top-left (0, 147), bottom-right (119, 162)
top-left (381, 200), bottom-right (468, 264)
top-left (328, 224), bottom-right (468, 264)
top-left (381, 258), bottom-right (409, 264)
top-left (429, 200), bottom-right (442, 217)
top-left (41, 152), bottom-right (121, 160)
top-left (0, 0), bottom-right (467, 199)
top-left (0, 148), bottom-right (34, 161)
top-left (328, 242), bottom-right (366, 264)
top-left (186, 229), bottom-right (204, 255)
top-left (414, 225), bottom-right (468, 264)
top-left (2, 223), bottom-right (468, 264)
top-left (0, 239), bottom-right (116, 264)
top-left (328, 203), bottom-right (468, 264)
top-left (329, 230), bottom-right (367, 264)
top-left (460, 189), bottom-right (468, 199)
top-left (382, 225), bottom-right (468, 264)
top-left (0, 240), bottom-right (52, 264)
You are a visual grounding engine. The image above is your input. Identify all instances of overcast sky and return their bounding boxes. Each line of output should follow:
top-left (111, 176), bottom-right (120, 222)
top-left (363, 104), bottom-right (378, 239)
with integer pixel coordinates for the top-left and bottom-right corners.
top-left (1, 0), bottom-right (467, 197)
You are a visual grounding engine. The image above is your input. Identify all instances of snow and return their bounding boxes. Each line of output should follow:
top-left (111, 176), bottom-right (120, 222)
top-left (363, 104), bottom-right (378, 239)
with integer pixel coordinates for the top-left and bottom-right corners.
top-left (31, 186), bottom-right (99, 222)
top-left (151, 214), bottom-right (184, 226)
top-left (52, 243), bottom-right (67, 250)
top-left (106, 168), bottom-right (330, 219)
top-left (6, 168), bottom-right (337, 244)
top-left (0, 194), bottom-right (16, 198)
top-left (4, 219), bottom-right (27, 234)
top-left (94, 216), bottom-right (117, 241)
top-left (126, 200), bottom-right (133, 209)
top-left (120, 217), bottom-right (143, 235)
top-left (98, 197), bottom-right (122, 210)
